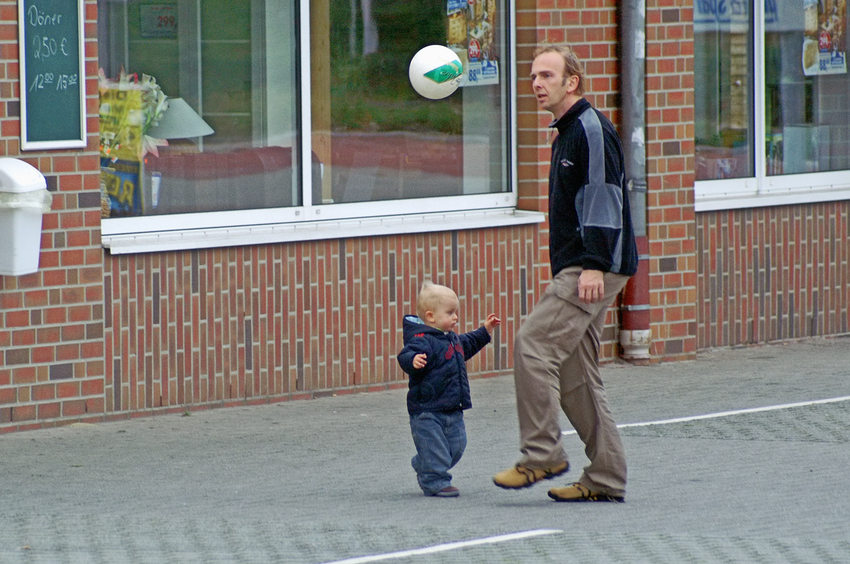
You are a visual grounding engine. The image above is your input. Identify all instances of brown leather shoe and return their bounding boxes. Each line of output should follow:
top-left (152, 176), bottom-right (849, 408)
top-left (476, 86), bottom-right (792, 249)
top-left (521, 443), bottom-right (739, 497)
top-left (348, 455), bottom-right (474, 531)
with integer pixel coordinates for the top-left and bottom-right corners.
top-left (493, 462), bottom-right (569, 489)
top-left (547, 482), bottom-right (625, 502)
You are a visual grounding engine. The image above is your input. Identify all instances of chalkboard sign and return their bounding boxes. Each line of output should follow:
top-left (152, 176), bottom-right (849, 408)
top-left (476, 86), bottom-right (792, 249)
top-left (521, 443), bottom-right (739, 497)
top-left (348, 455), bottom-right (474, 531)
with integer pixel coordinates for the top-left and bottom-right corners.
top-left (18, 0), bottom-right (87, 150)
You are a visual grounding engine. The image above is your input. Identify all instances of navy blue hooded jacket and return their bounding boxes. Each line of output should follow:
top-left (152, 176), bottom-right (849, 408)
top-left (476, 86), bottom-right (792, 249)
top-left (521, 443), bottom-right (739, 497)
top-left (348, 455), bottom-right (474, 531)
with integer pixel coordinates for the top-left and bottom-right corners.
top-left (397, 315), bottom-right (491, 415)
top-left (548, 98), bottom-right (638, 277)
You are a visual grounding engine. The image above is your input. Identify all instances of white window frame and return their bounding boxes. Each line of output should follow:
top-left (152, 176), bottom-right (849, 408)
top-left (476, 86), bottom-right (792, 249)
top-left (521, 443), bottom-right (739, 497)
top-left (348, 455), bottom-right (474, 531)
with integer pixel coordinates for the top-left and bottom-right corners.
top-left (694, 0), bottom-right (850, 212)
top-left (101, 0), bottom-right (543, 254)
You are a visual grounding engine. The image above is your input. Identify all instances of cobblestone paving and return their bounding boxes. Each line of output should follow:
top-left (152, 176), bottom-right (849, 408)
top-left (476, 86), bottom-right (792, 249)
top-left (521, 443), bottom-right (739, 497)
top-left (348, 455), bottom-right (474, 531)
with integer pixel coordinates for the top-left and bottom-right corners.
top-left (619, 401), bottom-right (850, 443)
top-left (4, 519), bottom-right (850, 563)
top-left (2, 339), bottom-right (849, 563)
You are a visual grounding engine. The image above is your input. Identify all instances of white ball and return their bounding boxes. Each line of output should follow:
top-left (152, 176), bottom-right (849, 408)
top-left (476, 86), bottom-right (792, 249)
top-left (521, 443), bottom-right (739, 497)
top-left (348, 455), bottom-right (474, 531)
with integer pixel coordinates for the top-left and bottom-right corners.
top-left (408, 45), bottom-right (463, 100)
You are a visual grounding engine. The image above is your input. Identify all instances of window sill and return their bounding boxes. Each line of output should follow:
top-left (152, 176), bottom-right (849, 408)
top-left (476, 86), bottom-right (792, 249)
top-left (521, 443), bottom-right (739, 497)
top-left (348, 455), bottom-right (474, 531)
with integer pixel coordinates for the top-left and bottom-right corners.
top-left (101, 209), bottom-right (545, 255)
top-left (695, 174), bottom-right (850, 212)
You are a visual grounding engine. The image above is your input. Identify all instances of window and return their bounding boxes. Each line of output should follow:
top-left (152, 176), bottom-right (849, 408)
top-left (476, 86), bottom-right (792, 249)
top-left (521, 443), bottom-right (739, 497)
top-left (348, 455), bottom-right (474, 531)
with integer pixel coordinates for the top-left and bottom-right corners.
top-left (98, 0), bottom-right (534, 253)
top-left (766, 0), bottom-right (850, 175)
top-left (311, 0), bottom-right (508, 208)
top-left (98, 0), bottom-right (301, 216)
top-left (694, 0), bottom-right (850, 211)
top-left (694, 1), bottom-right (754, 181)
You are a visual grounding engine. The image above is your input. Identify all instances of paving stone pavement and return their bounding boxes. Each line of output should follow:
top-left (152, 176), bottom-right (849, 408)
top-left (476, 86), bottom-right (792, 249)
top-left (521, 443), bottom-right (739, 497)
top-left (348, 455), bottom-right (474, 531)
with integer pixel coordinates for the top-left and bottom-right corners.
top-left (1, 337), bottom-right (849, 563)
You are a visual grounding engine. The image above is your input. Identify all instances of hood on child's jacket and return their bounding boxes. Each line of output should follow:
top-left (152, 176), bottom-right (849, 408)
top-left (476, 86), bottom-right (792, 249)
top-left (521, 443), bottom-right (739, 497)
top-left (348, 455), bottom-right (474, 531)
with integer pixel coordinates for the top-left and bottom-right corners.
top-left (397, 315), bottom-right (490, 415)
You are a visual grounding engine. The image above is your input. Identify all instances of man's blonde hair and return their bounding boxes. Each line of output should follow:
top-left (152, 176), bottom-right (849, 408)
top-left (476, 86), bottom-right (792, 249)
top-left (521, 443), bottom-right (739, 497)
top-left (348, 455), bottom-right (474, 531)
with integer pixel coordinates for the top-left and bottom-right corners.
top-left (532, 44), bottom-right (586, 96)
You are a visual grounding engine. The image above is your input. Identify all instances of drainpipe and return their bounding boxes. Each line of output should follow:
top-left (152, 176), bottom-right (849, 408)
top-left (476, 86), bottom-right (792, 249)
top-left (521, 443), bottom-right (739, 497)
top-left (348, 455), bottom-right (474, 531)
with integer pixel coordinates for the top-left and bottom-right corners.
top-left (619, 0), bottom-right (652, 361)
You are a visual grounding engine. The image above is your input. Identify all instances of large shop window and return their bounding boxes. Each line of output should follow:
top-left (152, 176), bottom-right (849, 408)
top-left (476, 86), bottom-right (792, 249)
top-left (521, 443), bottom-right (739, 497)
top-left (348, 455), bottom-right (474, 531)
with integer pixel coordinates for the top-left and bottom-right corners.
top-left (695, 0), bottom-right (850, 211)
top-left (98, 0), bottom-right (531, 253)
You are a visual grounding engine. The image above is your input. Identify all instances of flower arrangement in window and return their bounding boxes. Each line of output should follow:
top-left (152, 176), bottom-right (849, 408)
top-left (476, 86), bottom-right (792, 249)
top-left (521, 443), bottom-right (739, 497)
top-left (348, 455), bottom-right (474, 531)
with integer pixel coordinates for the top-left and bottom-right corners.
top-left (99, 68), bottom-right (169, 160)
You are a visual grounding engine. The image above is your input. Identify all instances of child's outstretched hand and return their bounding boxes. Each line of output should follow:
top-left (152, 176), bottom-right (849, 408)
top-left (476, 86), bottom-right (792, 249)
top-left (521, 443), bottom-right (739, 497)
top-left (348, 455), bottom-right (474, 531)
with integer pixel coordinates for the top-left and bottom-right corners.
top-left (484, 313), bottom-right (501, 333)
top-left (412, 353), bottom-right (427, 369)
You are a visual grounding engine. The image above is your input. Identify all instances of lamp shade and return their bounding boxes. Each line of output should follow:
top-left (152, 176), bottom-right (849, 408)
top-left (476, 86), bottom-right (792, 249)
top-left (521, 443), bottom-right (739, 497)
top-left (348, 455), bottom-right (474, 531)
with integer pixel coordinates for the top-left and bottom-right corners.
top-left (147, 98), bottom-right (214, 139)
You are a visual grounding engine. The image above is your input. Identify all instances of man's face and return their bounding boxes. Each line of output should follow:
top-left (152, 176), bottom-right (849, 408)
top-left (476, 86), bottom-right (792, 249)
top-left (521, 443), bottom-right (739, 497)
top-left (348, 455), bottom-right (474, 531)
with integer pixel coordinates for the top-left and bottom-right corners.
top-left (530, 51), bottom-right (578, 118)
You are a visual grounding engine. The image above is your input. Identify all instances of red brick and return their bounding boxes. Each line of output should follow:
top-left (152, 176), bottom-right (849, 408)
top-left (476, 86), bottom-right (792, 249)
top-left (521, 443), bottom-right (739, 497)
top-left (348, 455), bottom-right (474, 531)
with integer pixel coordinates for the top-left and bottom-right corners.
top-left (38, 402), bottom-right (61, 420)
top-left (0, 292), bottom-right (23, 309)
top-left (62, 400), bottom-right (88, 417)
top-left (11, 405), bottom-right (36, 422)
top-left (12, 329), bottom-right (36, 347)
top-left (86, 398), bottom-right (105, 414)
top-left (56, 344), bottom-right (81, 362)
top-left (81, 378), bottom-right (104, 396)
top-left (36, 327), bottom-right (61, 343)
top-left (44, 307), bottom-right (68, 324)
top-left (0, 388), bottom-right (17, 405)
top-left (57, 382), bottom-right (80, 399)
top-left (31, 346), bottom-right (55, 364)
top-left (61, 323), bottom-right (86, 342)
top-left (24, 290), bottom-right (50, 308)
top-left (32, 384), bottom-right (55, 402)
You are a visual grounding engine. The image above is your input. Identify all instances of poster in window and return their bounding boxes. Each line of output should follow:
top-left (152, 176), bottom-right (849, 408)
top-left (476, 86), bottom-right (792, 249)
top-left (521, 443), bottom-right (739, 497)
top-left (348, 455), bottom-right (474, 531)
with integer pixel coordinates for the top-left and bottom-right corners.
top-left (803, 0), bottom-right (846, 76)
top-left (99, 87), bottom-right (144, 216)
top-left (447, 0), bottom-right (499, 86)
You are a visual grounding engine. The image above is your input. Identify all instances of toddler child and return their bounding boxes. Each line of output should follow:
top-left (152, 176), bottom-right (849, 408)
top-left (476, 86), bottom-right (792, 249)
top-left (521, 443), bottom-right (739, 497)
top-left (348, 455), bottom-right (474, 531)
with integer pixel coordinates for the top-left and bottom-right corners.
top-left (397, 282), bottom-right (500, 497)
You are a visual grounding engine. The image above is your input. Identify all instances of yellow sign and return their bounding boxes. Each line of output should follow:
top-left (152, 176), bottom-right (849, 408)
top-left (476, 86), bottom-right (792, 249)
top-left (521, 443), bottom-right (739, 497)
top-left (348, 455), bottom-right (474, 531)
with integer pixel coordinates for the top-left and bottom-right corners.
top-left (100, 87), bottom-right (144, 161)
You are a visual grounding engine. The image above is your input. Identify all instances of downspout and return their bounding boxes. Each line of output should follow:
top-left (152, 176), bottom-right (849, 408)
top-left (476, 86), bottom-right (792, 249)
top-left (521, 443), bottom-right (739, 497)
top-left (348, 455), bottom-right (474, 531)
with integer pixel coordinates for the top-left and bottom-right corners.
top-left (619, 0), bottom-right (652, 361)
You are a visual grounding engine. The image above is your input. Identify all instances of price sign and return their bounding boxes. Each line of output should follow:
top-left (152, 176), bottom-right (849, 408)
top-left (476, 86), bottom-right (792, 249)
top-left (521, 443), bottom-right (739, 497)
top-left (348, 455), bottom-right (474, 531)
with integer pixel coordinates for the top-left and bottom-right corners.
top-left (140, 5), bottom-right (178, 39)
top-left (18, 0), bottom-right (87, 150)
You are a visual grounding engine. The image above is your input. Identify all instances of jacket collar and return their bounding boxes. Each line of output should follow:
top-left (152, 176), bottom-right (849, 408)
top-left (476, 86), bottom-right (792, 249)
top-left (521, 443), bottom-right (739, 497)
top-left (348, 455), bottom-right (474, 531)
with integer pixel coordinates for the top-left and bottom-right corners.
top-left (550, 98), bottom-right (591, 135)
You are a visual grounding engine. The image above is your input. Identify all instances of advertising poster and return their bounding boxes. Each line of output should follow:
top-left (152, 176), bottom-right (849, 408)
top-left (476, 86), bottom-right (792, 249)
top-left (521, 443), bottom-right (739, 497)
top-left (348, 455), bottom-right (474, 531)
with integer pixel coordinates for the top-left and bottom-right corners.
top-left (803, 0), bottom-right (847, 76)
top-left (447, 0), bottom-right (499, 86)
top-left (99, 87), bottom-right (144, 215)
top-left (100, 158), bottom-right (141, 217)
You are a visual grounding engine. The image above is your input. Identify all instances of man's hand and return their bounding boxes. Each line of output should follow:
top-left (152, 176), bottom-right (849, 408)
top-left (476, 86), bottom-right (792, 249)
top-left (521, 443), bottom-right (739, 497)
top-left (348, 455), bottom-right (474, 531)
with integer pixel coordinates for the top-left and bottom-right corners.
top-left (578, 269), bottom-right (604, 304)
top-left (412, 353), bottom-right (427, 369)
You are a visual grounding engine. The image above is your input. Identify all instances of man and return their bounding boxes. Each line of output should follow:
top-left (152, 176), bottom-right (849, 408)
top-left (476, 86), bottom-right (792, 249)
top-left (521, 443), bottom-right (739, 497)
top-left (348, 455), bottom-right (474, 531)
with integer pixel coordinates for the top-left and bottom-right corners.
top-left (493, 45), bottom-right (638, 502)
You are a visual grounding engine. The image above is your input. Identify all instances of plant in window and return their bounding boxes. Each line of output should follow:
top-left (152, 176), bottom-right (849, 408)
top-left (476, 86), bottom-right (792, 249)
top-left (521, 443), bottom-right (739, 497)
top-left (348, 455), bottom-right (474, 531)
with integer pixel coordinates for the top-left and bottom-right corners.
top-left (98, 68), bottom-right (169, 160)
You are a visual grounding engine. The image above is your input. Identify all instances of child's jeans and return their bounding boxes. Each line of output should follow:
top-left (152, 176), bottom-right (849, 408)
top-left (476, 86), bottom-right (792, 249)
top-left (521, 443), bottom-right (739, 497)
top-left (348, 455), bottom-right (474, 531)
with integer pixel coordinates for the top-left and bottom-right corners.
top-left (409, 410), bottom-right (467, 495)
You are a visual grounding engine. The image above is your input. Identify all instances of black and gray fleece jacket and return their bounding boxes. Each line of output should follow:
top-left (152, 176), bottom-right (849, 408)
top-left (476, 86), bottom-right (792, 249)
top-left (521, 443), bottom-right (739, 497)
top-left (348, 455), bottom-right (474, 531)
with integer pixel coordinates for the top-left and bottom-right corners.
top-left (548, 98), bottom-right (638, 278)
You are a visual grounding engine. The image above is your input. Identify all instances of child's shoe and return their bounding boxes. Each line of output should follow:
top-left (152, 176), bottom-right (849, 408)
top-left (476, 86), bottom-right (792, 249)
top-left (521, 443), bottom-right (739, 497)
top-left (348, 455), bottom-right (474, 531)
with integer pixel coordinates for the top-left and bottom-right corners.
top-left (431, 486), bottom-right (460, 497)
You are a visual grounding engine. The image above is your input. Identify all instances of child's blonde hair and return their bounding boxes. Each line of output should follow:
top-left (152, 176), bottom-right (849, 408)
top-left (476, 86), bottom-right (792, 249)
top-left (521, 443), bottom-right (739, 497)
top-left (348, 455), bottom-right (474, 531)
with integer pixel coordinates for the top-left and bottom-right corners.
top-left (416, 281), bottom-right (456, 320)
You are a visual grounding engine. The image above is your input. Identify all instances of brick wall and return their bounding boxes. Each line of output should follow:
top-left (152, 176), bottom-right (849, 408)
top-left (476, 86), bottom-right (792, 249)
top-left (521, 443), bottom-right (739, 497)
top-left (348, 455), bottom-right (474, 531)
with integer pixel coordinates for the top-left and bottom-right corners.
top-left (516, 0), bottom-right (698, 361)
top-left (101, 229), bottom-right (538, 415)
top-left (645, 1), bottom-right (698, 359)
top-left (515, 0), bottom-right (623, 364)
top-left (697, 204), bottom-right (850, 348)
top-left (0, 0), bottom-right (103, 431)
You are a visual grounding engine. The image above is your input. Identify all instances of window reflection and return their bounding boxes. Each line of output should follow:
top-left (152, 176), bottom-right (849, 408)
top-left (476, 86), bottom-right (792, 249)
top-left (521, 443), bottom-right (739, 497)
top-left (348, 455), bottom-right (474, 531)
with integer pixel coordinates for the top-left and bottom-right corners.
top-left (97, 0), bottom-right (300, 217)
top-left (311, 0), bottom-right (509, 204)
top-left (766, 0), bottom-right (850, 175)
top-left (695, 0), bottom-right (850, 181)
top-left (694, 1), bottom-right (754, 181)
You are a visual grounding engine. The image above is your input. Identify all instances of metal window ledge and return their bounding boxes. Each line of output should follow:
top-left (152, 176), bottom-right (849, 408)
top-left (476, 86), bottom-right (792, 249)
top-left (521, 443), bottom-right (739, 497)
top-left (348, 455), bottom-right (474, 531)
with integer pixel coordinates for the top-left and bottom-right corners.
top-left (102, 209), bottom-right (545, 255)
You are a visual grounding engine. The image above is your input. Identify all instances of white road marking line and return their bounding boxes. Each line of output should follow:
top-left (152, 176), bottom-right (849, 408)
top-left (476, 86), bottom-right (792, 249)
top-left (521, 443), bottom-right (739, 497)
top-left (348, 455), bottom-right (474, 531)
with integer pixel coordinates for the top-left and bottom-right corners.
top-left (562, 395), bottom-right (850, 436)
top-left (322, 529), bottom-right (563, 564)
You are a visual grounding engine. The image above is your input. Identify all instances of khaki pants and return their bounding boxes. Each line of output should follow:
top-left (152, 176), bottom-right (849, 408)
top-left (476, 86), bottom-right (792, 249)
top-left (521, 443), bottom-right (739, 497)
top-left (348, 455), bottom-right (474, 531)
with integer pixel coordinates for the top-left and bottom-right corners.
top-left (514, 267), bottom-right (630, 497)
